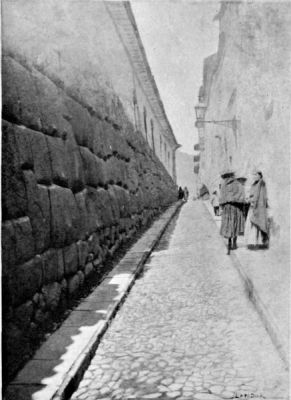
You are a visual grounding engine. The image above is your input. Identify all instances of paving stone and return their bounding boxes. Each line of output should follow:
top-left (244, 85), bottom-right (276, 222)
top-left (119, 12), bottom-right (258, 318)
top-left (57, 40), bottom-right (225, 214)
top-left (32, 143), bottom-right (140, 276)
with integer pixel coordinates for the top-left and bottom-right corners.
top-left (161, 378), bottom-right (173, 385)
top-left (169, 383), bottom-right (183, 391)
top-left (210, 385), bottom-right (224, 394)
top-left (70, 202), bottom-right (288, 400)
top-left (167, 391), bottom-right (181, 398)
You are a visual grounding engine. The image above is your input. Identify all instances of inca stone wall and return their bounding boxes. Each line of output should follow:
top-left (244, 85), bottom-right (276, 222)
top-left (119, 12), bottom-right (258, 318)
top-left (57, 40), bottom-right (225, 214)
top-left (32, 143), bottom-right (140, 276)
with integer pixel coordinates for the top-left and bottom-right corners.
top-left (2, 1), bottom-right (178, 382)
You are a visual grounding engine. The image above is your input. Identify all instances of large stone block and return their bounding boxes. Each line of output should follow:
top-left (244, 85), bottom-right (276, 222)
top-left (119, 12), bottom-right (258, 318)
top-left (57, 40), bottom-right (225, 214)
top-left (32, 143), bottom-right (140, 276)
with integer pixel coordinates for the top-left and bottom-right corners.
top-left (2, 221), bottom-right (17, 272)
top-left (95, 188), bottom-right (115, 227)
top-left (46, 136), bottom-right (69, 187)
top-left (10, 255), bottom-right (43, 306)
top-left (74, 189), bottom-right (90, 239)
top-left (85, 187), bottom-right (104, 230)
top-left (126, 162), bottom-right (139, 193)
top-left (64, 96), bottom-right (95, 148)
top-left (77, 240), bottom-right (89, 268)
top-left (105, 156), bottom-right (127, 186)
top-left (2, 123), bottom-right (28, 220)
top-left (49, 185), bottom-right (80, 247)
top-left (23, 171), bottom-right (51, 253)
top-left (14, 300), bottom-right (34, 330)
top-left (84, 262), bottom-right (94, 277)
top-left (33, 68), bottom-right (73, 138)
top-left (67, 274), bottom-right (80, 295)
top-left (80, 146), bottom-right (106, 188)
top-left (2, 55), bottom-right (42, 130)
top-left (42, 248), bottom-right (64, 284)
top-left (41, 282), bottom-right (62, 310)
top-left (12, 216), bottom-right (35, 264)
top-left (63, 243), bottom-right (79, 276)
top-left (92, 119), bottom-right (112, 159)
top-left (136, 188), bottom-right (146, 213)
top-left (87, 232), bottom-right (101, 257)
top-left (3, 121), bottom-right (52, 185)
top-left (30, 130), bottom-right (53, 184)
top-left (107, 186), bottom-right (121, 220)
top-left (2, 120), bottom-right (33, 170)
top-left (111, 185), bottom-right (130, 218)
top-left (64, 131), bottom-right (85, 192)
top-left (102, 122), bottom-right (128, 159)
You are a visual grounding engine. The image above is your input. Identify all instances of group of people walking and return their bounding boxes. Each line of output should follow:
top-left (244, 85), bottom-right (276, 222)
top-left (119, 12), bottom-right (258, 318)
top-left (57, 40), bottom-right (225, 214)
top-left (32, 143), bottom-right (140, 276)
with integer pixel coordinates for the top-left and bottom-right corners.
top-left (178, 186), bottom-right (189, 202)
top-left (216, 169), bottom-right (269, 255)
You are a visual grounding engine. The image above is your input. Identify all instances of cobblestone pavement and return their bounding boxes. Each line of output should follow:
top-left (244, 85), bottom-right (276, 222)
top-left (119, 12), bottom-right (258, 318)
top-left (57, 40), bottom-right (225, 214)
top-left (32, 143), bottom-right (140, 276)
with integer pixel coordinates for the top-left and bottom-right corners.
top-left (71, 201), bottom-right (288, 400)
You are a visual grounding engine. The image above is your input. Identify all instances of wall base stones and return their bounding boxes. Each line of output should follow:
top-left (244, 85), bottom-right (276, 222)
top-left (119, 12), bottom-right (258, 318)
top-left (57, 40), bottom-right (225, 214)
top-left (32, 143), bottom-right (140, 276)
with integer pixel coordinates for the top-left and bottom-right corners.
top-left (2, 53), bottom-right (178, 384)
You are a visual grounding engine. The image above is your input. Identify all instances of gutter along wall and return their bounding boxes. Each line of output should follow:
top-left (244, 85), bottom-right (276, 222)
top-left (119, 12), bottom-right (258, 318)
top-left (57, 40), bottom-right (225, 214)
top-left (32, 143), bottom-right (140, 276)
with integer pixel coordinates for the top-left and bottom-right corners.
top-left (2, 0), bottom-right (179, 382)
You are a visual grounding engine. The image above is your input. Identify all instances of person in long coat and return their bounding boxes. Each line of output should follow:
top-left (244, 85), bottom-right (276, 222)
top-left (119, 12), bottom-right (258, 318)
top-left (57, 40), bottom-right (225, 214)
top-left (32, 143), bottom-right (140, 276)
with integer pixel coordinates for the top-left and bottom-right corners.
top-left (219, 170), bottom-right (245, 255)
top-left (211, 190), bottom-right (220, 216)
top-left (245, 171), bottom-right (269, 249)
top-left (183, 187), bottom-right (189, 202)
top-left (178, 186), bottom-right (184, 200)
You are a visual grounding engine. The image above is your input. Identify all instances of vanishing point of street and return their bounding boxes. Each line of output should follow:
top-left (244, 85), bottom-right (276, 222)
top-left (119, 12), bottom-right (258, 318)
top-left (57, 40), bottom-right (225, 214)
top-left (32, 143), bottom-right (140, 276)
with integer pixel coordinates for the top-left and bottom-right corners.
top-left (70, 201), bottom-right (288, 400)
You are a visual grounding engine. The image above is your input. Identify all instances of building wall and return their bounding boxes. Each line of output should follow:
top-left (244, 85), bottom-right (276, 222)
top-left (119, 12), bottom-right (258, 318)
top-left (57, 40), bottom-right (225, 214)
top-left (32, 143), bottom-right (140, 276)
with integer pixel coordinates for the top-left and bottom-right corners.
top-left (2, 0), bottom-right (178, 382)
top-left (198, 2), bottom-right (291, 246)
top-left (134, 83), bottom-right (174, 177)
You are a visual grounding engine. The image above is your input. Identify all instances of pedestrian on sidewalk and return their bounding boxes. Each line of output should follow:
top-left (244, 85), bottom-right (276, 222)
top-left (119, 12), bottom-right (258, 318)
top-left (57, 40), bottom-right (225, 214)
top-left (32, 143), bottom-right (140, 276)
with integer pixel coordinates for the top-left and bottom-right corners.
top-left (183, 186), bottom-right (189, 202)
top-left (178, 186), bottom-right (184, 200)
top-left (245, 170), bottom-right (269, 249)
top-left (236, 175), bottom-right (249, 220)
top-left (219, 169), bottom-right (245, 255)
top-left (210, 190), bottom-right (220, 216)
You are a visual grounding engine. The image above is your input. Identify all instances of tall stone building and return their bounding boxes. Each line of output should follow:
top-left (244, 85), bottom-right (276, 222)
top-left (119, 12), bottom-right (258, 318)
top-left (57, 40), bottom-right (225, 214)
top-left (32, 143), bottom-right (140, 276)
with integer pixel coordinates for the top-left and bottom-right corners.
top-left (195, 2), bottom-right (291, 244)
top-left (2, 0), bottom-right (179, 382)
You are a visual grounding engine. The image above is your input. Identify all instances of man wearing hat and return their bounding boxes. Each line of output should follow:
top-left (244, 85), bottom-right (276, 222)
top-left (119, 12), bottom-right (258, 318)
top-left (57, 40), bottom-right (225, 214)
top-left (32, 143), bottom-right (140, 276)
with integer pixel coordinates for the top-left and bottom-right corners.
top-left (219, 169), bottom-right (246, 254)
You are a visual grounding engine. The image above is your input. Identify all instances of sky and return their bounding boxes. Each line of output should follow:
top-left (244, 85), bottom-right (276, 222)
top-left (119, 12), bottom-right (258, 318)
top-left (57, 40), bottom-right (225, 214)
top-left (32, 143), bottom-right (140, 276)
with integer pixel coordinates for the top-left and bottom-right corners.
top-left (131, 1), bottom-right (220, 155)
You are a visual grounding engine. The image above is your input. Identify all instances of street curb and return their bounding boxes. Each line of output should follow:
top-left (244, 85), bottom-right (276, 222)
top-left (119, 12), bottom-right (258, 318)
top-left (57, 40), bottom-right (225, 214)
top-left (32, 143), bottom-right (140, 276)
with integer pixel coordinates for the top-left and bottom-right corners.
top-left (5, 201), bottom-right (183, 400)
top-left (53, 201), bottom-right (183, 399)
top-left (202, 201), bottom-right (289, 370)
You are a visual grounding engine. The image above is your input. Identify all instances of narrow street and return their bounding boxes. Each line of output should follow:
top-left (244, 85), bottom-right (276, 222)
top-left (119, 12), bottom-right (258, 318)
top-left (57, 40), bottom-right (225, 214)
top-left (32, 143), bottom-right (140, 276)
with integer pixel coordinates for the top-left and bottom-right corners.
top-left (70, 201), bottom-right (288, 400)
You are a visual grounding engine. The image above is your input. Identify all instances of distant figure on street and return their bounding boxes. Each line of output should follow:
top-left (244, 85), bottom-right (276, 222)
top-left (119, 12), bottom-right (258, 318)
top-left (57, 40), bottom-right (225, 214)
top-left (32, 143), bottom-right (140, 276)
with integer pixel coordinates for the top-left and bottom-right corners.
top-left (210, 190), bottom-right (220, 216)
top-left (178, 186), bottom-right (184, 200)
top-left (245, 170), bottom-right (269, 249)
top-left (183, 187), bottom-right (189, 202)
top-left (219, 170), bottom-right (245, 255)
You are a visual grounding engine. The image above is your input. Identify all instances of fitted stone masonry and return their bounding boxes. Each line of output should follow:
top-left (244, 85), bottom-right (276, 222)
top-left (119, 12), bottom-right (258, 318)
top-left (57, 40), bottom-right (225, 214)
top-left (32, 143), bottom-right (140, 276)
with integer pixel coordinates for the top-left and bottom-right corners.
top-left (2, 1), bottom-right (179, 383)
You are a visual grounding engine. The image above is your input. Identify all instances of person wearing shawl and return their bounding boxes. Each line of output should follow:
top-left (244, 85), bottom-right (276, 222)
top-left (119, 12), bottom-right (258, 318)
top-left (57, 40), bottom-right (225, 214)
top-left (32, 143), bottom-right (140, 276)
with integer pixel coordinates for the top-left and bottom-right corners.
top-left (245, 171), bottom-right (269, 249)
top-left (178, 186), bottom-right (184, 200)
top-left (219, 170), bottom-right (245, 255)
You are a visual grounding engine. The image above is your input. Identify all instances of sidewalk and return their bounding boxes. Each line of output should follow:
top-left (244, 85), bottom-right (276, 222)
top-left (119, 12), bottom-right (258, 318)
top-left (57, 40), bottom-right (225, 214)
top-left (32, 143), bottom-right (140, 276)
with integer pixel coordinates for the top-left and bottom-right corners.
top-left (204, 200), bottom-right (289, 367)
top-left (5, 202), bottom-right (183, 400)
